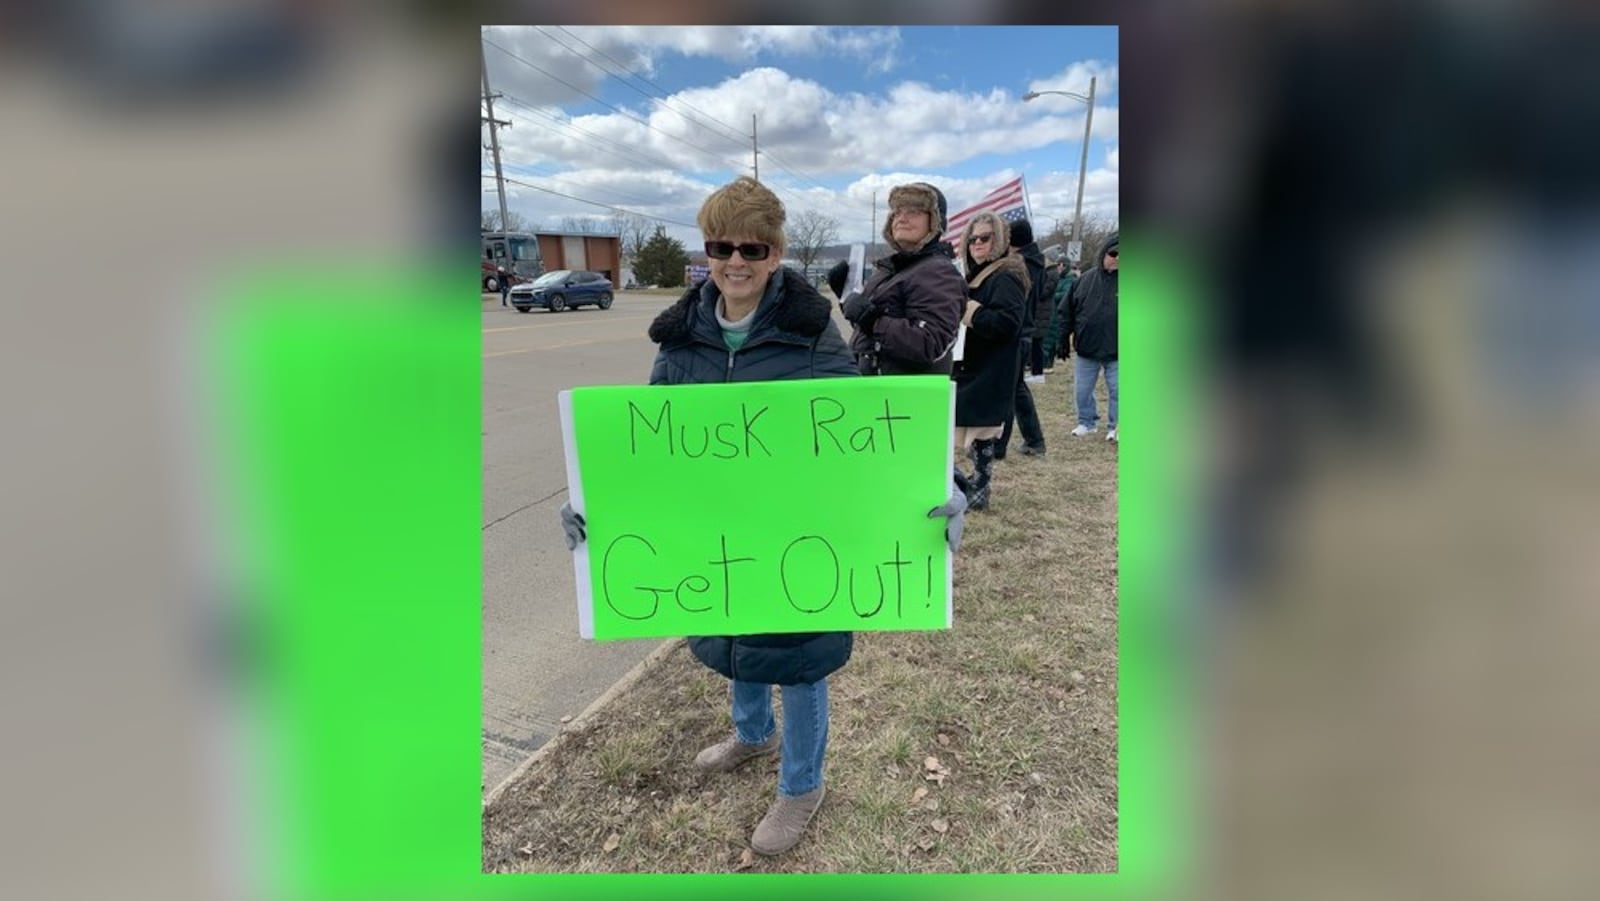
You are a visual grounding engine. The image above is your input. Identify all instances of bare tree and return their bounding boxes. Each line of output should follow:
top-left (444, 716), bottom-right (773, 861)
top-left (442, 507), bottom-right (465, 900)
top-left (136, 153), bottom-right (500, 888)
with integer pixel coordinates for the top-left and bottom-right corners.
top-left (482, 208), bottom-right (529, 232)
top-left (787, 209), bottom-right (840, 278)
top-left (1076, 214), bottom-right (1119, 265)
top-left (616, 214), bottom-right (654, 270)
top-left (1041, 218), bottom-right (1071, 255)
top-left (563, 215), bottom-right (617, 234)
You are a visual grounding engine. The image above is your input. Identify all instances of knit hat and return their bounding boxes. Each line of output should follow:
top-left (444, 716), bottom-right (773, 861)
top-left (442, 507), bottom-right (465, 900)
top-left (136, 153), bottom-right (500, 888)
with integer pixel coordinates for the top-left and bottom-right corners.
top-left (1008, 218), bottom-right (1035, 248)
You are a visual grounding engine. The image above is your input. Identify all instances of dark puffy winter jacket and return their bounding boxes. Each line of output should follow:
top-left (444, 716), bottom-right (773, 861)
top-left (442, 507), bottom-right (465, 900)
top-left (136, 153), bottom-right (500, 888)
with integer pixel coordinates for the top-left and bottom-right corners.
top-left (647, 267), bottom-right (858, 684)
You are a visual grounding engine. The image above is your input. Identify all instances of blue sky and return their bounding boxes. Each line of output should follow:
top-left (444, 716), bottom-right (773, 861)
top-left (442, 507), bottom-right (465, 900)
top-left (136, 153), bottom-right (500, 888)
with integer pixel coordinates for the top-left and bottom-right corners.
top-left (482, 25), bottom-right (1118, 250)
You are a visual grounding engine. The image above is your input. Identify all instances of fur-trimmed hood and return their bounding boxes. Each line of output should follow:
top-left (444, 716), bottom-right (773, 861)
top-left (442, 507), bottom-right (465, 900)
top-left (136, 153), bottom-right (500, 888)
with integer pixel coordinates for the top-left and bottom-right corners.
top-left (882, 182), bottom-right (949, 252)
top-left (648, 266), bottom-right (835, 346)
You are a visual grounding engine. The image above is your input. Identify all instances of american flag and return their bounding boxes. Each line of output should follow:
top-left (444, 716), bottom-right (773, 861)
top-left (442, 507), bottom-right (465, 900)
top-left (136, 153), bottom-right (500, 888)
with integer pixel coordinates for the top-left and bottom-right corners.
top-left (943, 175), bottom-right (1029, 238)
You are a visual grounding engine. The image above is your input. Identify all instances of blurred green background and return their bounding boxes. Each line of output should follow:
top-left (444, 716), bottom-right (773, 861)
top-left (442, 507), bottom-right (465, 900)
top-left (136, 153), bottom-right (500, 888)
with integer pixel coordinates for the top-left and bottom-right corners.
top-left (5, 5), bottom-right (1598, 901)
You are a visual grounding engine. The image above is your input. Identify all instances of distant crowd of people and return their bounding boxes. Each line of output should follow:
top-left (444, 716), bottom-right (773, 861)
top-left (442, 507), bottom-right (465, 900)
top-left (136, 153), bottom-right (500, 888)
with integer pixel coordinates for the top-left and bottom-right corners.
top-left (559, 175), bottom-right (1115, 859)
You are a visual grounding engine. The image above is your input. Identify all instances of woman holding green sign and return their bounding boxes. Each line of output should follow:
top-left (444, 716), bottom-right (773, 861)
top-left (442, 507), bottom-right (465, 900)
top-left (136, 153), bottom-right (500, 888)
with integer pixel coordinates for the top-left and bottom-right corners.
top-left (560, 176), bottom-right (965, 857)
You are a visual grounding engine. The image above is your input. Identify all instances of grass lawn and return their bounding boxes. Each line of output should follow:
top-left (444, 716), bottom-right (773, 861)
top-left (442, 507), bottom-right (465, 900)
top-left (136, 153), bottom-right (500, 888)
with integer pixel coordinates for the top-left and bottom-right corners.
top-left (483, 369), bottom-right (1119, 873)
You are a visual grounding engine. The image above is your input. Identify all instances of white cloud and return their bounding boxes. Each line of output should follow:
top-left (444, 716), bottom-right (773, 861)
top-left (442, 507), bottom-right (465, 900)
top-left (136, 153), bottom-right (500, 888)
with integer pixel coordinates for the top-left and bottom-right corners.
top-left (835, 27), bottom-right (902, 74)
top-left (488, 26), bottom-right (901, 99)
top-left (481, 29), bottom-right (1116, 248)
top-left (501, 65), bottom-right (1120, 179)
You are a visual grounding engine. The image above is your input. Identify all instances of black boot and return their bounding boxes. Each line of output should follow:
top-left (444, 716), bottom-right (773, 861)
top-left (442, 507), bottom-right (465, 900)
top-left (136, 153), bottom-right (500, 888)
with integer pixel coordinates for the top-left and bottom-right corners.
top-left (969, 439), bottom-right (996, 510)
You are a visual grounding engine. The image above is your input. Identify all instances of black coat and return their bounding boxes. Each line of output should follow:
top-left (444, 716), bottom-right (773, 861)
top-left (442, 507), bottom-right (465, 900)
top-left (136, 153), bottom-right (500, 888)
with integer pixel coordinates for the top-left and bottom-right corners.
top-left (1015, 241), bottom-right (1048, 341)
top-left (952, 256), bottom-right (1027, 427)
top-left (1062, 234), bottom-right (1118, 361)
top-left (849, 243), bottom-right (967, 375)
top-left (647, 267), bottom-right (858, 685)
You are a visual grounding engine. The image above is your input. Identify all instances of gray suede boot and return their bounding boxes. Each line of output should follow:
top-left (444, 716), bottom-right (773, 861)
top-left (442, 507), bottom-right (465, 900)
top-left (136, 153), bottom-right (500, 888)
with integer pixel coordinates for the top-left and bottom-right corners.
top-left (693, 734), bottom-right (779, 773)
top-left (750, 786), bottom-right (825, 855)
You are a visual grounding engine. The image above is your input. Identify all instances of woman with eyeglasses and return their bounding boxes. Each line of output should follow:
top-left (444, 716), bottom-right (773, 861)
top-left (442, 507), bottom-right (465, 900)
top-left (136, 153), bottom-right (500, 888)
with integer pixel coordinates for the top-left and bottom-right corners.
top-left (555, 176), bottom-right (963, 857)
top-left (951, 209), bottom-right (1029, 510)
top-left (838, 181), bottom-right (966, 376)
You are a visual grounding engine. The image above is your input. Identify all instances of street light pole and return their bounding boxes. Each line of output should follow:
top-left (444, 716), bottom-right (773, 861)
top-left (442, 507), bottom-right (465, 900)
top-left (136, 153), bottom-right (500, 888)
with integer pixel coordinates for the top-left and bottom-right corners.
top-left (1023, 76), bottom-right (1097, 264)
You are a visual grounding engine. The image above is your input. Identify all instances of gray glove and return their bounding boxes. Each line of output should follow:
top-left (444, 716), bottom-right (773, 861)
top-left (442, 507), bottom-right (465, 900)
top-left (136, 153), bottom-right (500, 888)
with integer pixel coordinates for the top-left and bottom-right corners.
top-left (927, 482), bottom-right (967, 553)
top-left (559, 501), bottom-right (586, 551)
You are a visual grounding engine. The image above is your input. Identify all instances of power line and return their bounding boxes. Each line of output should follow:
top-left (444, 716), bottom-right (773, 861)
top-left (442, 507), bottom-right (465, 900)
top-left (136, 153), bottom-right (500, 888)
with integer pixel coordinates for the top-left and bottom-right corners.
top-left (543, 26), bottom-right (753, 151)
top-left (481, 40), bottom-right (513, 252)
top-left (495, 157), bottom-right (691, 213)
top-left (543, 26), bottom-right (870, 214)
top-left (482, 36), bottom-right (748, 172)
top-left (481, 162), bottom-right (696, 225)
top-left (496, 94), bottom-right (688, 174)
top-left (484, 31), bottom-right (870, 230)
top-left (487, 175), bottom-right (699, 229)
top-left (503, 88), bottom-right (823, 224)
top-left (487, 101), bottom-right (715, 229)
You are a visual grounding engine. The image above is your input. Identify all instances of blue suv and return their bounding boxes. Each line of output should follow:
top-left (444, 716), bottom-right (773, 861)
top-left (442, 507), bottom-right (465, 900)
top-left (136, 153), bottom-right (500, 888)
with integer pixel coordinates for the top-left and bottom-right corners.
top-left (510, 270), bottom-right (614, 313)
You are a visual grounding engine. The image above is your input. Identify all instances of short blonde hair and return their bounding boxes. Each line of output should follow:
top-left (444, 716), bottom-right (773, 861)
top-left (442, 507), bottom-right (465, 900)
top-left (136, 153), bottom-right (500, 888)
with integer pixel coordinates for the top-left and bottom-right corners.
top-left (697, 176), bottom-right (786, 254)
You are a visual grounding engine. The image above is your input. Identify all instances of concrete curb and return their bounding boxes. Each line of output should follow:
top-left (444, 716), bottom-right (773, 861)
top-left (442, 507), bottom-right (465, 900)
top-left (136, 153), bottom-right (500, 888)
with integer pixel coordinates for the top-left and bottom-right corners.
top-left (483, 637), bottom-right (686, 809)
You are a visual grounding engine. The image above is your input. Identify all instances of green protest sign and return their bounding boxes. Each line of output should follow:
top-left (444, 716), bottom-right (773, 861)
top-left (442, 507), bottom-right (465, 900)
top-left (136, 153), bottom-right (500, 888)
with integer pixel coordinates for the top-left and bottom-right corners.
top-left (558, 375), bottom-right (955, 640)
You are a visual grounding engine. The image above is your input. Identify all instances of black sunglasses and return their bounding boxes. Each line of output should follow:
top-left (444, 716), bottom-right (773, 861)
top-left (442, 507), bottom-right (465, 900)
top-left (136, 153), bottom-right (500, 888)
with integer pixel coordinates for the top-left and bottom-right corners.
top-left (705, 240), bottom-right (772, 261)
top-left (1107, 249), bottom-right (1118, 258)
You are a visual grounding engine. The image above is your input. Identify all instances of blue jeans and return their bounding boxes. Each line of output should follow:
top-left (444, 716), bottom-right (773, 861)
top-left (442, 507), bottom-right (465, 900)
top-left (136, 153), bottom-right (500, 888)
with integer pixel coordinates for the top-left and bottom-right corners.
top-left (1074, 356), bottom-right (1119, 429)
top-left (732, 678), bottom-right (828, 797)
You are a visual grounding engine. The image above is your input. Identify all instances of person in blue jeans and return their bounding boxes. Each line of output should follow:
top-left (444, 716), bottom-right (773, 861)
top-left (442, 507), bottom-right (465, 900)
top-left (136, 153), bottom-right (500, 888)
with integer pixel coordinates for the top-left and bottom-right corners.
top-left (1056, 234), bottom-right (1119, 442)
top-left (559, 176), bottom-right (966, 856)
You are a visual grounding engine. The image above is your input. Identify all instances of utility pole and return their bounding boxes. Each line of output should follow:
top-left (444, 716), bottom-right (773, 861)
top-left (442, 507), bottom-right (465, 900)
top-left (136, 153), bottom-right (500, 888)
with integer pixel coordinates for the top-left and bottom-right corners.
top-left (751, 114), bottom-right (759, 182)
top-left (481, 38), bottom-right (512, 239)
top-left (1069, 76), bottom-right (1097, 260)
top-left (1023, 76), bottom-right (1096, 264)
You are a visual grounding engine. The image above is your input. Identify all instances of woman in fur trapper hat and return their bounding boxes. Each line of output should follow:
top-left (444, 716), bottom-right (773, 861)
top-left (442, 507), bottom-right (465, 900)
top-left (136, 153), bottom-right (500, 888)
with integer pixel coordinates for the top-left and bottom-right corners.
top-left (839, 181), bottom-right (966, 376)
top-left (951, 209), bottom-right (1029, 510)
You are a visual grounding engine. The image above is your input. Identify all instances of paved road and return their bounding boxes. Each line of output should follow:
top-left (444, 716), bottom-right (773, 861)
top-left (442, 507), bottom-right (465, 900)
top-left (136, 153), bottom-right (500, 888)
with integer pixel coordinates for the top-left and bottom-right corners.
top-left (481, 290), bottom-right (679, 795)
